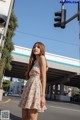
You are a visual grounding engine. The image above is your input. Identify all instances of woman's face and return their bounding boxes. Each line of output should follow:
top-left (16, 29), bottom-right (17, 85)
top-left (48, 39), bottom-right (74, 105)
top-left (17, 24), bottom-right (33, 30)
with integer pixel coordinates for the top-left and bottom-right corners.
top-left (33, 44), bottom-right (40, 55)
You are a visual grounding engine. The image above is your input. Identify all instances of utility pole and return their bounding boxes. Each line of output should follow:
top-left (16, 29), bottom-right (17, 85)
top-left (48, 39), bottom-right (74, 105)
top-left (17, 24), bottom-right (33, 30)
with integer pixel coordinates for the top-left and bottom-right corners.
top-left (0, 0), bottom-right (14, 88)
top-left (0, 0), bottom-right (14, 58)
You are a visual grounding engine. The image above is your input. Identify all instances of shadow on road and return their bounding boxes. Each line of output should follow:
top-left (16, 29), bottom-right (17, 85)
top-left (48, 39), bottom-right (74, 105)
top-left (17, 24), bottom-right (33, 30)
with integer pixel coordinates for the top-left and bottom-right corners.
top-left (10, 113), bottom-right (21, 120)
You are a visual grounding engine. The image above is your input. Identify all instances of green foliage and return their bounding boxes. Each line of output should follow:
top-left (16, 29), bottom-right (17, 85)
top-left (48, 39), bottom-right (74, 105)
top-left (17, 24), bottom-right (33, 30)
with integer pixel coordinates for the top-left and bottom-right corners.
top-left (0, 59), bottom-right (5, 80)
top-left (0, 10), bottom-right (18, 82)
top-left (3, 80), bottom-right (11, 91)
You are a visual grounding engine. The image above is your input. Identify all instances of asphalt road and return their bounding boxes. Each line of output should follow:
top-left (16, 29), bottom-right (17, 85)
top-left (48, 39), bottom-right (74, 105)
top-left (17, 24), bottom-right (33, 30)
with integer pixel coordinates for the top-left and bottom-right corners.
top-left (0, 96), bottom-right (80, 120)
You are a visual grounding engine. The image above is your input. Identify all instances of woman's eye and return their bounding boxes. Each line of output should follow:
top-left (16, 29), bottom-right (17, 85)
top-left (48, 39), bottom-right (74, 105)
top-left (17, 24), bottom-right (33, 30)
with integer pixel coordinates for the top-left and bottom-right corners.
top-left (33, 46), bottom-right (40, 49)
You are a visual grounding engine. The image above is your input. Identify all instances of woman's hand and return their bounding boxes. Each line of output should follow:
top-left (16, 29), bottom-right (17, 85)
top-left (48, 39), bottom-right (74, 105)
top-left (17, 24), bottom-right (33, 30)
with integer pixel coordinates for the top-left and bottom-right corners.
top-left (40, 96), bottom-right (46, 108)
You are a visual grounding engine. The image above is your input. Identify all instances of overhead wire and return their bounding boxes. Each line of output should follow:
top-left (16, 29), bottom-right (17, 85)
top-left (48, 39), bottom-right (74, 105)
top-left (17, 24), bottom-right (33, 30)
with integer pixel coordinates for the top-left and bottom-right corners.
top-left (15, 30), bottom-right (79, 46)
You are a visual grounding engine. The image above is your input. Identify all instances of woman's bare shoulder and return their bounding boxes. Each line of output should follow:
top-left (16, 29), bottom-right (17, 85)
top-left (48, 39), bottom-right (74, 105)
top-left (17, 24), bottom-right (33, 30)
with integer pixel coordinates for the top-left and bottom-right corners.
top-left (38, 55), bottom-right (46, 65)
top-left (39, 55), bottom-right (45, 61)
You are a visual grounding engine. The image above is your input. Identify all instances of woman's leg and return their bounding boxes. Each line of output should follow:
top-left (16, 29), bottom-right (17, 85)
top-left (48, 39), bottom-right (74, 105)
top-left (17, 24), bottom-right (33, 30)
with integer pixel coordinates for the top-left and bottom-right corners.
top-left (28, 109), bottom-right (38, 120)
top-left (22, 108), bottom-right (28, 120)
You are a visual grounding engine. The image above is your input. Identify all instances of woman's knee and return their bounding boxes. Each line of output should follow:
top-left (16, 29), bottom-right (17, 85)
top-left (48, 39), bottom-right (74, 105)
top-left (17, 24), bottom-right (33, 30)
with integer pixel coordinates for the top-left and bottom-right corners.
top-left (28, 109), bottom-right (38, 120)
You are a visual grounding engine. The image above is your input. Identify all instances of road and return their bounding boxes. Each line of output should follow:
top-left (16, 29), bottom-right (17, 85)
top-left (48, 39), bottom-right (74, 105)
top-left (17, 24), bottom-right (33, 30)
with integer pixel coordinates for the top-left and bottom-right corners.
top-left (0, 96), bottom-right (80, 120)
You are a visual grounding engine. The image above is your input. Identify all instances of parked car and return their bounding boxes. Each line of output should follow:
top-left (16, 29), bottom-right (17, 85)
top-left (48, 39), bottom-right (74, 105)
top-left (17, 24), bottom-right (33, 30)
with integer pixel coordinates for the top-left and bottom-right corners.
top-left (7, 91), bottom-right (13, 95)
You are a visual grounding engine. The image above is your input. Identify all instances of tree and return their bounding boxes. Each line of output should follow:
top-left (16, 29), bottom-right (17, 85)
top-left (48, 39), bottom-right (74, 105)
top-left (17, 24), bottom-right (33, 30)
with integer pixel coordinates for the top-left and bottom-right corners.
top-left (3, 80), bottom-right (11, 91)
top-left (0, 10), bottom-right (18, 86)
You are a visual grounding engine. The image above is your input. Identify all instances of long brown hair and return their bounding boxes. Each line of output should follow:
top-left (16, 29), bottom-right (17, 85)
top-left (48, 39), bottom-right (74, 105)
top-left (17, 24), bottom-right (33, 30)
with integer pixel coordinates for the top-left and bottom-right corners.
top-left (26, 42), bottom-right (46, 80)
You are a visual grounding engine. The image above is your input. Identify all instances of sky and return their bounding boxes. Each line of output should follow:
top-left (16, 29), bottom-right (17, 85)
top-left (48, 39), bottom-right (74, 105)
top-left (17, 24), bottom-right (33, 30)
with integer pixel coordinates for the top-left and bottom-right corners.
top-left (12, 0), bottom-right (80, 59)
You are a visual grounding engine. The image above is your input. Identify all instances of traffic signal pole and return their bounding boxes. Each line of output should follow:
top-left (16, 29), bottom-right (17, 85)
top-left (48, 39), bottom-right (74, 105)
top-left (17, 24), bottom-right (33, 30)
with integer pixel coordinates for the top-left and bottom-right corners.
top-left (54, 0), bottom-right (66, 28)
top-left (54, 0), bottom-right (80, 28)
top-left (62, 0), bottom-right (80, 25)
top-left (61, 0), bottom-right (65, 9)
top-left (61, 0), bottom-right (66, 28)
top-left (65, 13), bottom-right (78, 24)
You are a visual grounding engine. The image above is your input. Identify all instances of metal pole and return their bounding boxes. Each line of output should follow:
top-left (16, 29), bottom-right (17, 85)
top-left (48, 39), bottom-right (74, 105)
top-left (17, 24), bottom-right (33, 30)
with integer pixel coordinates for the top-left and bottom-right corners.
top-left (61, 0), bottom-right (66, 9)
top-left (0, 0), bottom-right (14, 87)
top-left (61, 0), bottom-right (66, 28)
top-left (0, 0), bottom-right (14, 58)
top-left (65, 13), bottom-right (78, 24)
top-left (79, 0), bottom-right (80, 75)
top-left (0, 25), bottom-right (4, 58)
top-left (0, 25), bottom-right (4, 47)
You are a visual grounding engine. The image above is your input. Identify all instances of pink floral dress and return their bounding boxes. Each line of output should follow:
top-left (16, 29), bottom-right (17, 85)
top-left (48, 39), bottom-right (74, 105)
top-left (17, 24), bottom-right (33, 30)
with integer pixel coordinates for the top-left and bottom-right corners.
top-left (18, 60), bottom-right (47, 112)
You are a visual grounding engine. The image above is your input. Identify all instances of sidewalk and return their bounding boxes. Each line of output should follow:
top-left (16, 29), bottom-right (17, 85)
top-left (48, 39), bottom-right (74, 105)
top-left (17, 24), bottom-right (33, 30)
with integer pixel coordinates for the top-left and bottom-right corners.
top-left (0, 94), bottom-right (21, 103)
top-left (0, 96), bottom-right (11, 105)
top-left (1, 94), bottom-right (21, 104)
top-left (9, 94), bottom-right (21, 97)
top-left (0, 96), bottom-right (21, 120)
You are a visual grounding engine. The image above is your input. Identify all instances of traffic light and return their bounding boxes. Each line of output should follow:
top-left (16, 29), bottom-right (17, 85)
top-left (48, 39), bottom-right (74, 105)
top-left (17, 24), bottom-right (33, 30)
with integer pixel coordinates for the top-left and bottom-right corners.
top-left (54, 9), bottom-right (66, 28)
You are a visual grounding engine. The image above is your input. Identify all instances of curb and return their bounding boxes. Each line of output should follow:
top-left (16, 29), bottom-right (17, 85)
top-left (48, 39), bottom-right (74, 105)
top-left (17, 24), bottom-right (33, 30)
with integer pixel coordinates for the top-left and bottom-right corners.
top-left (8, 94), bottom-right (21, 97)
top-left (0, 99), bottom-right (11, 103)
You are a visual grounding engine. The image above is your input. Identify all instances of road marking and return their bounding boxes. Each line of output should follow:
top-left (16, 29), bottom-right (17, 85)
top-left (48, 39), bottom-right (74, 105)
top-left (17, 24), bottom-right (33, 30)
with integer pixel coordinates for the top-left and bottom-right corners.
top-left (0, 99), bottom-right (11, 103)
top-left (49, 105), bottom-right (80, 112)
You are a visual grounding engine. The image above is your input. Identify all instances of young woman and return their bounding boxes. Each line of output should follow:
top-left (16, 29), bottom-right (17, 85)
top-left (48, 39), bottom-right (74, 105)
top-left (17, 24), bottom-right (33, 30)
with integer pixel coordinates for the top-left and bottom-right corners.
top-left (18, 42), bottom-right (48, 120)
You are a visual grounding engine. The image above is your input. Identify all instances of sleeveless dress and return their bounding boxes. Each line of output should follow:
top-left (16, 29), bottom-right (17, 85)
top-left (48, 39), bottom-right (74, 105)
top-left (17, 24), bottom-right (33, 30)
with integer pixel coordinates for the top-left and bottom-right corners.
top-left (18, 59), bottom-right (47, 112)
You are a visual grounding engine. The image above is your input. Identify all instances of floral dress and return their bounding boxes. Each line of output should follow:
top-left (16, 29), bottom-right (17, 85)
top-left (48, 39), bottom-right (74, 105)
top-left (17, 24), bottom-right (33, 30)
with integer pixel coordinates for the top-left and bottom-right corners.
top-left (18, 60), bottom-right (47, 112)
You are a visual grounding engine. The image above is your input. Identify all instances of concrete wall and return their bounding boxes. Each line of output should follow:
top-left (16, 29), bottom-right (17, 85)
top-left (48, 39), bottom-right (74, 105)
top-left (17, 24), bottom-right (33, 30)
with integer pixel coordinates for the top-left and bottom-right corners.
top-left (11, 45), bottom-right (80, 74)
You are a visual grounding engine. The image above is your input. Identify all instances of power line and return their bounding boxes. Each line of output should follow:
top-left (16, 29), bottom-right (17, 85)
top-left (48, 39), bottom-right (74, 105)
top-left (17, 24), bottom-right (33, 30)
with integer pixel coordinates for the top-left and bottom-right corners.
top-left (15, 30), bottom-right (79, 46)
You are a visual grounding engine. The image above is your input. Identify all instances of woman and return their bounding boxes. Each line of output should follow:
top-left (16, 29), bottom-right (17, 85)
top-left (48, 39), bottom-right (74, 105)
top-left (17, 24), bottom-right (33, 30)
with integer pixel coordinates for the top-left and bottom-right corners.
top-left (18, 42), bottom-right (48, 120)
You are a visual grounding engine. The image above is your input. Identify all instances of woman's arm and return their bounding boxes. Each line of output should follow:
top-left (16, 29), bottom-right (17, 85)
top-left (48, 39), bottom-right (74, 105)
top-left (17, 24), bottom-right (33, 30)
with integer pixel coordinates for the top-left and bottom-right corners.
top-left (39, 55), bottom-right (47, 97)
top-left (46, 61), bottom-right (48, 72)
